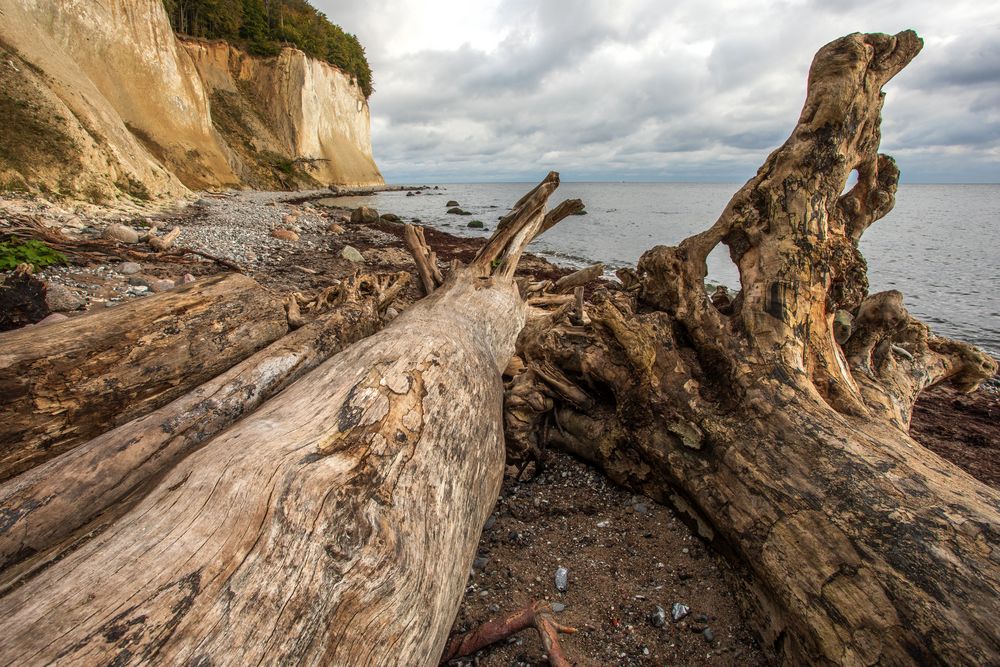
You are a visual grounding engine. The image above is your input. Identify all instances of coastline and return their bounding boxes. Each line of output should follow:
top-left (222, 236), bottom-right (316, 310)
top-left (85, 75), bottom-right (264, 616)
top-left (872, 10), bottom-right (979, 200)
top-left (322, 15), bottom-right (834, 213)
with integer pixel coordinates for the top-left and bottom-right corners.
top-left (1, 190), bottom-right (996, 665)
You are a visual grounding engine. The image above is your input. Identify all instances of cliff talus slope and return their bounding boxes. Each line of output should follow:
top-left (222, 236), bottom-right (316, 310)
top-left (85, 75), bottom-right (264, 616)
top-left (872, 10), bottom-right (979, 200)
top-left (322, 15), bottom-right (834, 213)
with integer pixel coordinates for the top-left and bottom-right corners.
top-left (0, 0), bottom-right (382, 201)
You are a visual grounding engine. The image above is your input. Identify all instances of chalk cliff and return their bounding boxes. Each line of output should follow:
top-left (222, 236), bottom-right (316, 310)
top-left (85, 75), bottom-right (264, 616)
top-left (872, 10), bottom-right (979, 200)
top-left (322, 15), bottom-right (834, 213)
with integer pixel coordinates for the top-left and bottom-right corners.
top-left (0, 0), bottom-right (382, 202)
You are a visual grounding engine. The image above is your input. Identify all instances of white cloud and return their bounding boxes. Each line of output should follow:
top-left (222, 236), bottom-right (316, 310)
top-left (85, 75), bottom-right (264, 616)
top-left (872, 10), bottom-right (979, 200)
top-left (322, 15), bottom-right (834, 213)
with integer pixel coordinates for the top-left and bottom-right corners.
top-left (315, 0), bottom-right (1000, 182)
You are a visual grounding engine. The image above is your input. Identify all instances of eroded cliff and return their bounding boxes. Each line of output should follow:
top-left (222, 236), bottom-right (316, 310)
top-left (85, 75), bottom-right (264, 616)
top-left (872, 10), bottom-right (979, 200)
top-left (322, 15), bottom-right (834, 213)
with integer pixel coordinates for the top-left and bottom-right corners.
top-left (0, 0), bottom-right (382, 202)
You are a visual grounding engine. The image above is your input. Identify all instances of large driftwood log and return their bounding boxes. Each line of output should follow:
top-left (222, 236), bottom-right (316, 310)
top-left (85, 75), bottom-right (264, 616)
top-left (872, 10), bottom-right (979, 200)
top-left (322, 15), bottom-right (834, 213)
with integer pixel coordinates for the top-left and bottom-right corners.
top-left (0, 174), bottom-right (576, 665)
top-left (0, 273), bottom-right (288, 481)
top-left (508, 32), bottom-right (1000, 665)
top-left (0, 272), bottom-right (408, 585)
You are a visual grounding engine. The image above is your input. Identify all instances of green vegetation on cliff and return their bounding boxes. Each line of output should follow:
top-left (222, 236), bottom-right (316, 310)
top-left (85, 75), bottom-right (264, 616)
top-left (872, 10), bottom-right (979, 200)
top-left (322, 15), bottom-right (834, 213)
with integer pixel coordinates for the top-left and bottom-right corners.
top-left (162, 0), bottom-right (373, 97)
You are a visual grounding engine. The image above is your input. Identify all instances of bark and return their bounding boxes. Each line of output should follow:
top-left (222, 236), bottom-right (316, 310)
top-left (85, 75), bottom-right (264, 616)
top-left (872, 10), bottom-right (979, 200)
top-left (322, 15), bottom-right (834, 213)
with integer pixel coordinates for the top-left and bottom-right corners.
top-left (507, 31), bottom-right (1000, 665)
top-left (0, 272), bottom-right (408, 585)
top-left (0, 273), bottom-right (288, 482)
top-left (0, 175), bottom-right (576, 665)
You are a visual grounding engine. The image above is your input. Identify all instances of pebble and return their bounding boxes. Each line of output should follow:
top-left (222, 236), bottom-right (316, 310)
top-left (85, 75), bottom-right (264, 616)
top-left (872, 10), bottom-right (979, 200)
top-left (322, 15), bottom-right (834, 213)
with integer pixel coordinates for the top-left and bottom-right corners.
top-left (341, 245), bottom-right (365, 263)
top-left (271, 228), bottom-right (299, 242)
top-left (703, 627), bottom-right (715, 643)
top-left (149, 279), bottom-right (175, 293)
top-left (633, 503), bottom-right (648, 514)
top-left (128, 276), bottom-right (149, 287)
top-left (102, 223), bottom-right (140, 244)
top-left (182, 273), bottom-right (196, 284)
top-left (551, 602), bottom-right (566, 613)
top-left (130, 285), bottom-right (149, 294)
top-left (554, 567), bottom-right (569, 592)
top-left (483, 514), bottom-right (497, 531)
top-left (472, 557), bottom-right (489, 571)
top-left (649, 605), bottom-right (667, 627)
top-left (672, 602), bottom-right (690, 622)
top-left (327, 223), bottom-right (345, 233)
top-left (118, 262), bottom-right (142, 275)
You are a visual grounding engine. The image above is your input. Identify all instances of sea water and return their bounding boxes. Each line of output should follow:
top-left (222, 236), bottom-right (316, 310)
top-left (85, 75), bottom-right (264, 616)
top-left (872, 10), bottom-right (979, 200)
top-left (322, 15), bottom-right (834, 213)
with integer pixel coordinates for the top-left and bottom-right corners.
top-left (324, 182), bottom-right (1000, 359)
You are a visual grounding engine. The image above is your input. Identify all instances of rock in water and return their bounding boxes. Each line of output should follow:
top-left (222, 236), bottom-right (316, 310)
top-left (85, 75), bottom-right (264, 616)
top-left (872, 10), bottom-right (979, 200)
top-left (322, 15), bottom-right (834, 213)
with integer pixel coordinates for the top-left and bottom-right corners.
top-left (45, 283), bottom-right (85, 312)
top-left (102, 224), bottom-right (139, 244)
top-left (271, 228), bottom-right (299, 242)
top-left (467, 220), bottom-right (484, 229)
top-left (350, 206), bottom-right (379, 224)
top-left (554, 566), bottom-right (569, 592)
top-left (341, 246), bottom-right (365, 263)
top-left (446, 200), bottom-right (459, 207)
top-left (380, 213), bottom-right (401, 223)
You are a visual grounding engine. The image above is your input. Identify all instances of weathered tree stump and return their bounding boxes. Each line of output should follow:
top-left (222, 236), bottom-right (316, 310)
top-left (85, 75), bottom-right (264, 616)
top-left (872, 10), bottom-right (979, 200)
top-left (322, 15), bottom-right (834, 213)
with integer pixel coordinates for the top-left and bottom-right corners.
top-left (507, 31), bottom-right (1000, 665)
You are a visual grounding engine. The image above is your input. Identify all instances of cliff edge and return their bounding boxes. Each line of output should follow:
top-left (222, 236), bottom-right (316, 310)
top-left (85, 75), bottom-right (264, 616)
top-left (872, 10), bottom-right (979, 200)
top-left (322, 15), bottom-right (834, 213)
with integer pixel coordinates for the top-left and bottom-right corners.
top-left (0, 0), bottom-right (382, 202)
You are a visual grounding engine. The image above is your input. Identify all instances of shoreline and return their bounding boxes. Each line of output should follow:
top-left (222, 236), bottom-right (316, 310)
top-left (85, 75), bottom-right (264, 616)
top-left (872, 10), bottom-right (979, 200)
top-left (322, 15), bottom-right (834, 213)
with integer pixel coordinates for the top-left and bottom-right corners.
top-left (1, 190), bottom-right (997, 665)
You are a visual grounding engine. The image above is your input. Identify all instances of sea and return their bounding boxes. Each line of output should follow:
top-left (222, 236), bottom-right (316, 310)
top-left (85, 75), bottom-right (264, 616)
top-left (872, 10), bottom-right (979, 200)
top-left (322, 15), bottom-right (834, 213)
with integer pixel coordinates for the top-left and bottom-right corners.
top-left (323, 183), bottom-right (1000, 360)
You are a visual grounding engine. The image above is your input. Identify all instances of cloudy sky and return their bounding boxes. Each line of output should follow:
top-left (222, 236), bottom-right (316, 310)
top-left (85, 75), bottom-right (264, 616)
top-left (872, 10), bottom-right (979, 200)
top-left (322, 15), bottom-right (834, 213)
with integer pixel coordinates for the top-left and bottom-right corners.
top-left (315, 0), bottom-right (999, 183)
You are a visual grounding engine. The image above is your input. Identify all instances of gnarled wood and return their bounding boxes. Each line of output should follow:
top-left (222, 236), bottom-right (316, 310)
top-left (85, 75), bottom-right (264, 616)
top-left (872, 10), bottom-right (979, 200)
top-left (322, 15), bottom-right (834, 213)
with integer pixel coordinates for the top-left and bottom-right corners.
top-left (0, 273), bottom-right (287, 482)
top-left (0, 174), bottom-right (573, 665)
top-left (508, 32), bottom-right (1000, 665)
top-left (0, 273), bottom-right (408, 584)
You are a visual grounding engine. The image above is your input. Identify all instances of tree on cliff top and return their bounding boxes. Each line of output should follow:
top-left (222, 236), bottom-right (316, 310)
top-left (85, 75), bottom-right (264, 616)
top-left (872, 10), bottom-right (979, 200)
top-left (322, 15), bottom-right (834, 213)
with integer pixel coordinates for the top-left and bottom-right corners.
top-left (162, 0), bottom-right (373, 97)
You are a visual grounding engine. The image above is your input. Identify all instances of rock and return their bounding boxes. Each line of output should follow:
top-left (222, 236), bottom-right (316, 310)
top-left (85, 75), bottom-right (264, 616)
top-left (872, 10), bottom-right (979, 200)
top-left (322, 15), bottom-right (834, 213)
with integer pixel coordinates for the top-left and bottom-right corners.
top-left (182, 274), bottom-right (197, 284)
top-left (633, 503), bottom-right (648, 514)
top-left (271, 228), bottom-right (299, 242)
top-left (117, 262), bottom-right (142, 275)
top-left (341, 245), bottom-right (365, 263)
top-left (195, 198), bottom-right (212, 207)
top-left (129, 285), bottom-right (149, 294)
top-left (127, 276), bottom-right (149, 287)
top-left (554, 566), bottom-right (568, 592)
top-left (472, 557), bottom-right (489, 571)
top-left (446, 200), bottom-right (459, 207)
top-left (703, 627), bottom-right (715, 643)
top-left (649, 605), bottom-right (667, 627)
top-left (447, 207), bottom-right (472, 215)
top-left (350, 206), bottom-right (379, 224)
top-left (483, 514), bottom-right (497, 531)
top-left (149, 279), bottom-right (175, 293)
top-left (467, 220), bottom-right (484, 229)
top-left (380, 213), bottom-right (401, 223)
top-left (102, 223), bottom-right (139, 244)
top-left (36, 312), bottom-right (69, 326)
top-left (406, 191), bottom-right (415, 197)
top-left (671, 602), bottom-right (690, 622)
top-left (572, 209), bottom-right (588, 215)
top-left (44, 283), bottom-right (85, 312)
top-left (596, 520), bottom-right (610, 528)
top-left (282, 213), bottom-right (298, 225)
top-left (551, 603), bottom-right (566, 613)
top-left (384, 307), bottom-right (399, 321)
top-left (327, 223), bottom-right (345, 234)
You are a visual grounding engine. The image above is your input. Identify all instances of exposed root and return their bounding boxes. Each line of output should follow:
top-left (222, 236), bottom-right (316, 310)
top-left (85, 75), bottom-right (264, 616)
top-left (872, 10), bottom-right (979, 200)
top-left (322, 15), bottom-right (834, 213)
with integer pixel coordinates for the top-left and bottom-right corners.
top-left (440, 601), bottom-right (577, 666)
top-left (403, 223), bottom-right (444, 295)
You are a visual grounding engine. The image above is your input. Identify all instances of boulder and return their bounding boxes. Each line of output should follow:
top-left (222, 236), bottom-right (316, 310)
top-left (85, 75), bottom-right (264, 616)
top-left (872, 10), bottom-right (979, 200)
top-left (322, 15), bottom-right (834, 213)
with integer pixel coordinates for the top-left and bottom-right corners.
top-left (102, 224), bottom-right (139, 244)
top-left (446, 200), bottom-right (459, 207)
top-left (380, 213), bottom-right (401, 223)
top-left (350, 206), bottom-right (379, 224)
top-left (447, 207), bottom-right (472, 216)
top-left (467, 220), bottom-right (484, 229)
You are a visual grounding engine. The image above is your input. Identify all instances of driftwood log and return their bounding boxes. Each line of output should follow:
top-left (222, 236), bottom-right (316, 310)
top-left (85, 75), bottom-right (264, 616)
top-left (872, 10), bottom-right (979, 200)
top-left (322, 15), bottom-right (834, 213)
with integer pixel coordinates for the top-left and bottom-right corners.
top-left (0, 174), bottom-right (576, 665)
top-left (0, 273), bottom-right (287, 482)
top-left (507, 31), bottom-right (1000, 665)
top-left (0, 272), bottom-right (408, 586)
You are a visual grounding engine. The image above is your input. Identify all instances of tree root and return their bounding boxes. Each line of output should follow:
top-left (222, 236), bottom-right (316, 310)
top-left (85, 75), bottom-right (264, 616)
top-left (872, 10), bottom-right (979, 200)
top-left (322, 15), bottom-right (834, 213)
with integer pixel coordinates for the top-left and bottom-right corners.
top-left (440, 601), bottom-right (577, 666)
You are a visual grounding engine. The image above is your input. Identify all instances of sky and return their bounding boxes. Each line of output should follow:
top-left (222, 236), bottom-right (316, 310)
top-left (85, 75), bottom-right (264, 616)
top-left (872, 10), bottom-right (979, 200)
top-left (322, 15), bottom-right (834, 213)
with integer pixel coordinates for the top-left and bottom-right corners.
top-left (314, 0), bottom-right (999, 183)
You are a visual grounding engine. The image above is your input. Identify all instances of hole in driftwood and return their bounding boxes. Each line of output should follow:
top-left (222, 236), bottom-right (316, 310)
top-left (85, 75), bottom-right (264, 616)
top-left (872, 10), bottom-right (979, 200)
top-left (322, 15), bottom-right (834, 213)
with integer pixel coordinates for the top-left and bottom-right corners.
top-left (841, 168), bottom-right (859, 196)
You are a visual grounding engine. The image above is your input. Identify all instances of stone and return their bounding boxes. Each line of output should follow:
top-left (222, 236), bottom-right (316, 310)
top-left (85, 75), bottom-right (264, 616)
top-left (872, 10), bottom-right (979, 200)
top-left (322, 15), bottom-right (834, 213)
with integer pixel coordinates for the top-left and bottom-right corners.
top-left (703, 627), bottom-right (715, 643)
top-left (554, 567), bottom-right (569, 592)
top-left (282, 213), bottom-right (298, 225)
top-left (671, 602), bottom-right (690, 622)
top-left (271, 228), bottom-right (299, 242)
top-left (117, 262), bottom-right (142, 275)
top-left (149, 279), bottom-right (175, 293)
top-left (447, 207), bottom-right (471, 215)
top-left (129, 285), bottom-right (149, 294)
top-left (102, 223), bottom-right (139, 244)
top-left (483, 514), bottom-right (497, 531)
top-left (551, 603), bottom-right (566, 613)
top-left (380, 213), bottom-right (401, 223)
top-left (182, 273), bottom-right (197, 284)
top-left (446, 200), bottom-right (459, 207)
top-left (350, 206), bottom-right (379, 224)
top-left (467, 220), bottom-right (484, 229)
top-left (327, 223), bottom-right (346, 234)
top-left (649, 605), bottom-right (667, 628)
top-left (127, 276), bottom-right (150, 287)
top-left (44, 282), bottom-right (85, 312)
top-left (36, 312), bottom-right (69, 326)
top-left (633, 503), bottom-right (648, 514)
top-left (341, 245), bottom-right (365, 263)
top-left (472, 557), bottom-right (489, 571)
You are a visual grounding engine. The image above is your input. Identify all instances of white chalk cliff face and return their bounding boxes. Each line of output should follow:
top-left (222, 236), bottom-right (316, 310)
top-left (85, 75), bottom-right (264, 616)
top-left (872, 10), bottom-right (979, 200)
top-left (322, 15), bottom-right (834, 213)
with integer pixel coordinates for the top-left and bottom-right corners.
top-left (0, 0), bottom-right (382, 201)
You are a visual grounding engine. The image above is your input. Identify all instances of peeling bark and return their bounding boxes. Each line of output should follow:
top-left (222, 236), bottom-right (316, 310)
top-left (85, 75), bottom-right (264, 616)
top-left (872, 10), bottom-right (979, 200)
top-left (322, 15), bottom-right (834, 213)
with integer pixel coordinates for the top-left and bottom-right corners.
top-left (0, 273), bottom-right (288, 482)
top-left (508, 32), bottom-right (1000, 665)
